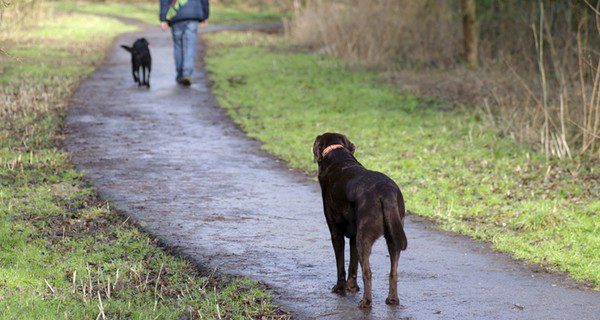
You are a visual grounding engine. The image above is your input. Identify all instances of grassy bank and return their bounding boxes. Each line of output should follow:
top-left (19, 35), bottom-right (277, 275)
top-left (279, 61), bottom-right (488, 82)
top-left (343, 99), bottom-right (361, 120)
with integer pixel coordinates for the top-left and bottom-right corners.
top-left (0, 5), bottom-right (285, 319)
top-left (52, 1), bottom-right (283, 25)
top-left (204, 31), bottom-right (599, 288)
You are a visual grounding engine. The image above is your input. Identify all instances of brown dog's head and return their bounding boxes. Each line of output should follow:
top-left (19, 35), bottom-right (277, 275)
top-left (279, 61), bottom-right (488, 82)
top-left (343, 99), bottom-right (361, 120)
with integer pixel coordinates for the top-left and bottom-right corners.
top-left (312, 132), bottom-right (356, 163)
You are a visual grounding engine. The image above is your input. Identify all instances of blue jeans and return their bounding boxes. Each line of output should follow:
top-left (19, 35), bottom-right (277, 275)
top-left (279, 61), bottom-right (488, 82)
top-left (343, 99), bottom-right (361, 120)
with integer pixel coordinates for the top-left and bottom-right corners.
top-left (171, 20), bottom-right (199, 80)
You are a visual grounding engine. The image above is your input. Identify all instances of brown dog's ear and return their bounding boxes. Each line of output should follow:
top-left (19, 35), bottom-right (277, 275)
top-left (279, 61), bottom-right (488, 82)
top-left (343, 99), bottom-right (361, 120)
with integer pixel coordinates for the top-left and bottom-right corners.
top-left (343, 136), bottom-right (356, 154)
top-left (313, 135), bottom-right (323, 163)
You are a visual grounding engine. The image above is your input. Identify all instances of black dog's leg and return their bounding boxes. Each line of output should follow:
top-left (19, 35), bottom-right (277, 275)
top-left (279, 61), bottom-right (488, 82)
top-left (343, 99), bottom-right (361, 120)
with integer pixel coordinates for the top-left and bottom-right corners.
top-left (346, 237), bottom-right (360, 293)
top-left (146, 65), bottom-right (151, 87)
top-left (137, 67), bottom-right (142, 87)
top-left (385, 236), bottom-right (401, 305)
top-left (330, 231), bottom-right (346, 294)
top-left (132, 64), bottom-right (139, 84)
top-left (357, 230), bottom-right (375, 308)
top-left (142, 66), bottom-right (146, 86)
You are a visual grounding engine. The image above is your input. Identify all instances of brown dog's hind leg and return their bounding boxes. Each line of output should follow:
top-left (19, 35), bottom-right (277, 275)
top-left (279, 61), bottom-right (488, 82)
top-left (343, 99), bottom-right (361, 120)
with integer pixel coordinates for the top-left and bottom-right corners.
top-left (357, 235), bottom-right (374, 308)
top-left (346, 237), bottom-right (360, 293)
top-left (330, 232), bottom-right (346, 295)
top-left (385, 237), bottom-right (400, 305)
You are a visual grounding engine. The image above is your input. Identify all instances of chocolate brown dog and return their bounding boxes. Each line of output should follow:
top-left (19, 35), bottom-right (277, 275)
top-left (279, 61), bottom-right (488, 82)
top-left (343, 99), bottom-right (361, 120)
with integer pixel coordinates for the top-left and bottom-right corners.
top-left (313, 133), bottom-right (407, 308)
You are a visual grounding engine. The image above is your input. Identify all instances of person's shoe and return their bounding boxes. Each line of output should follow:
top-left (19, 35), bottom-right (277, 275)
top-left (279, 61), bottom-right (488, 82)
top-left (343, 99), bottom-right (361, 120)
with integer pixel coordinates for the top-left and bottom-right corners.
top-left (180, 76), bottom-right (191, 86)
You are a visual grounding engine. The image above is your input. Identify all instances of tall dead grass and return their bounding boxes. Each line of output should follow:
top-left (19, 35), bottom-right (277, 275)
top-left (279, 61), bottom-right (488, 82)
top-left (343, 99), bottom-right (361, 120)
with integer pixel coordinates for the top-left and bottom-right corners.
top-left (484, 2), bottom-right (599, 160)
top-left (287, 0), bottom-right (462, 67)
top-left (0, 0), bottom-right (46, 35)
top-left (288, 0), bottom-right (600, 160)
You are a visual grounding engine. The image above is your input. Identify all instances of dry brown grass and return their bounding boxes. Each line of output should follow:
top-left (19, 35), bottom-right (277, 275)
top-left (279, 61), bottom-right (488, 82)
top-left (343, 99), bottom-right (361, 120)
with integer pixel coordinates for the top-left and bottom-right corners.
top-left (288, 0), bottom-right (600, 160)
top-left (0, 0), bottom-right (47, 36)
top-left (286, 0), bottom-right (461, 67)
top-left (482, 2), bottom-right (599, 160)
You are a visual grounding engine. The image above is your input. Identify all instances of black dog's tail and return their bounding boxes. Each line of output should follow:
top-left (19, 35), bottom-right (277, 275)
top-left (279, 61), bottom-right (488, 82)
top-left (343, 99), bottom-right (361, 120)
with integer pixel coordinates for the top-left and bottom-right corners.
top-left (381, 191), bottom-right (408, 251)
top-left (121, 45), bottom-right (133, 52)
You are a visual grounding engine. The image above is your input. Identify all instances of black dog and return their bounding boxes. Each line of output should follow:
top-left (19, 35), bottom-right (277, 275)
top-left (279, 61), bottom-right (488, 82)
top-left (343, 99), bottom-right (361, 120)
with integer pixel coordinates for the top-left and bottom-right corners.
top-left (121, 38), bottom-right (151, 87)
top-left (313, 133), bottom-right (407, 309)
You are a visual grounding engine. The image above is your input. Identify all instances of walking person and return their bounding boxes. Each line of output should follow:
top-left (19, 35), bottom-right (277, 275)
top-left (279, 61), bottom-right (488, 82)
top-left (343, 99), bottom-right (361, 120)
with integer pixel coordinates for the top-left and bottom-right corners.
top-left (160, 0), bottom-right (209, 86)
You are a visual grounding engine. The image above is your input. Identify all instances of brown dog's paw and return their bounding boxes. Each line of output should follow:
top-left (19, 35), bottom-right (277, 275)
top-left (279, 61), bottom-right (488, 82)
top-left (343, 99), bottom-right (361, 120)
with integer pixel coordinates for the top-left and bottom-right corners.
top-left (358, 298), bottom-right (372, 309)
top-left (331, 282), bottom-right (346, 295)
top-left (345, 281), bottom-right (360, 293)
top-left (385, 297), bottom-right (400, 305)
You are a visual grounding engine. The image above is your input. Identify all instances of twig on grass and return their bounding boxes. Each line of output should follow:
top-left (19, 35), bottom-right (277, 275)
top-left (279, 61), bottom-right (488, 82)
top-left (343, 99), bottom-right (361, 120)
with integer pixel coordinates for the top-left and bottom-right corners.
top-left (114, 269), bottom-right (119, 289)
top-left (44, 279), bottom-right (55, 294)
top-left (97, 291), bottom-right (106, 320)
top-left (153, 263), bottom-right (164, 311)
top-left (72, 270), bottom-right (77, 294)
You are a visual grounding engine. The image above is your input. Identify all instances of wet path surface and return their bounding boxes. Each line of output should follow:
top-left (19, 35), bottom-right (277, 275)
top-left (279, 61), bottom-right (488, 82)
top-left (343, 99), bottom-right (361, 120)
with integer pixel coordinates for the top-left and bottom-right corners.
top-left (66, 25), bottom-right (600, 319)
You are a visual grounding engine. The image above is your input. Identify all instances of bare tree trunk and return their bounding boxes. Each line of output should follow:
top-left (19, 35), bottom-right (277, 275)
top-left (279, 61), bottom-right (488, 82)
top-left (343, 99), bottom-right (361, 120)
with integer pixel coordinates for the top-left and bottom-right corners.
top-left (461, 0), bottom-right (478, 68)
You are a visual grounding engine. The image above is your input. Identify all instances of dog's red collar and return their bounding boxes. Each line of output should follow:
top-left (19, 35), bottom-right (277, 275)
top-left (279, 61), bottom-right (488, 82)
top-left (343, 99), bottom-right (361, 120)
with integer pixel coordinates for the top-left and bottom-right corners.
top-left (322, 144), bottom-right (345, 157)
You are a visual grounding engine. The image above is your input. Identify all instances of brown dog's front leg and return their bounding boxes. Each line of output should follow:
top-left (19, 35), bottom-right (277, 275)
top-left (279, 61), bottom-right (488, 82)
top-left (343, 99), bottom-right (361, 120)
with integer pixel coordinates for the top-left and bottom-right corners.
top-left (330, 232), bottom-right (346, 295)
top-left (346, 237), bottom-right (360, 293)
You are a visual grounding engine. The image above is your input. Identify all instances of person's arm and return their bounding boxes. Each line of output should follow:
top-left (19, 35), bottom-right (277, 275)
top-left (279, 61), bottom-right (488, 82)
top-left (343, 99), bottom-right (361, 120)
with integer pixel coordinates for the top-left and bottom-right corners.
top-left (201, 0), bottom-right (209, 21)
top-left (159, 0), bottom-right (170, 22)
top-left (159, 0), bottom-right (170, 30)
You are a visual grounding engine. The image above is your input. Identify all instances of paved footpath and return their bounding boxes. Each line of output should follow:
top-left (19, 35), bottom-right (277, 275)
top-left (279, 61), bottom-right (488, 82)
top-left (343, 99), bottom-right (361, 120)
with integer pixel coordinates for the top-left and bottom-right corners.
top-left (66, 24), bottom-right (600, 319)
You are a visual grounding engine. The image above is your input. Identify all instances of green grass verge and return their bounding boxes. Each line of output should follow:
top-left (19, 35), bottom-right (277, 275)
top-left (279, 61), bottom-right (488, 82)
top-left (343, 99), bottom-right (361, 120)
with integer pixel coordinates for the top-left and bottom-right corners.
top-left (51, 1), bottom-right (283, 25)
top-left (204, 31), bottom-right (600, 288)
top-left (0, 6), bottom-right (285, 319)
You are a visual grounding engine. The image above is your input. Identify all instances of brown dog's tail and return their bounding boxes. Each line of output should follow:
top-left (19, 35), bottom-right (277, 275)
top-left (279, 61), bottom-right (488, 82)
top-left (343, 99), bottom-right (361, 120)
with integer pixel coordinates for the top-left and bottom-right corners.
top-left (121, 45), bottom-right (133, 53)
top-left (381, 191), bottom-right (408, 251)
